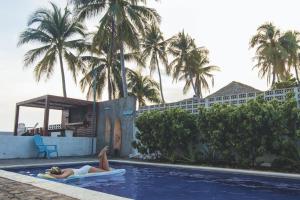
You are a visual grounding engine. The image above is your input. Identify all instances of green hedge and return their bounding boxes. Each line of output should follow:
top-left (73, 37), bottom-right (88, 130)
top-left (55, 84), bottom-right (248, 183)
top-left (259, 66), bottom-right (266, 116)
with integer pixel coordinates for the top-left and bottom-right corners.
top-left (133, 94), bottom-right (300, 171)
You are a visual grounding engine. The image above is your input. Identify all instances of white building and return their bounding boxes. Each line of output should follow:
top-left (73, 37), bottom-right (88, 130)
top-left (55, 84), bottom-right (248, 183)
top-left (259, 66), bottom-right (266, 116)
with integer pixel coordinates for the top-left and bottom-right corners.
top-left (138, 81), bottom-right (300, 115)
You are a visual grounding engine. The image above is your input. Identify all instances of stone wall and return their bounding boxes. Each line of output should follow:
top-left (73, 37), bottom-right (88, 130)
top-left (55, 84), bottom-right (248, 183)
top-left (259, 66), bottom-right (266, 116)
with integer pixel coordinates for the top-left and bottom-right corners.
top-left (0, 135), bottom-right (96, 159)
top-left (61, 105), bottom-right (96, 137)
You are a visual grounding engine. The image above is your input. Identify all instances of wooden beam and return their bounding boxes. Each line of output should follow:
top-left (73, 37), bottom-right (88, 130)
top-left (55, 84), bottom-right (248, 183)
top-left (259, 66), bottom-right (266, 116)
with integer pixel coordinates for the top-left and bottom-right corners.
top-left (43, 96), bottom-right (50, 136)
top-left (13, 105), bottom-right (20, 136)
top-left (16, 95), bottom-right (46, 106)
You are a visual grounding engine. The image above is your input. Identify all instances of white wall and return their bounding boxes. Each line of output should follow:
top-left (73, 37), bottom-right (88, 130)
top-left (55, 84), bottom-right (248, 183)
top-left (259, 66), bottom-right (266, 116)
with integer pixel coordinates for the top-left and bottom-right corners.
top-left (0, 135), bottom-right (96, 159)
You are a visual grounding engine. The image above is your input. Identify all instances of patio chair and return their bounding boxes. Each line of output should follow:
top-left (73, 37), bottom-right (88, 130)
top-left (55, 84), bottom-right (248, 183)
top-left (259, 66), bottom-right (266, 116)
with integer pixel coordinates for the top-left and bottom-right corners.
top-left (33, 134), bottom-right (58, 159)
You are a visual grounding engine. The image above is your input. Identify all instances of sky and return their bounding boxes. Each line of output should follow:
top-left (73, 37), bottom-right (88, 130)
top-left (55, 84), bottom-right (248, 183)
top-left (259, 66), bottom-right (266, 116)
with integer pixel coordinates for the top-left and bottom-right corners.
top-left (1, 0), bottom-right (300, 131)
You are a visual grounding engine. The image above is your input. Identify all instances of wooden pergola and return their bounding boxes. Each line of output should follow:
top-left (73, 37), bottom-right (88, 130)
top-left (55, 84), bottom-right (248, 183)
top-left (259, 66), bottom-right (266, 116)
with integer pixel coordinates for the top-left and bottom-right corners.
top-left (14, 95), bottom-right (93, 136)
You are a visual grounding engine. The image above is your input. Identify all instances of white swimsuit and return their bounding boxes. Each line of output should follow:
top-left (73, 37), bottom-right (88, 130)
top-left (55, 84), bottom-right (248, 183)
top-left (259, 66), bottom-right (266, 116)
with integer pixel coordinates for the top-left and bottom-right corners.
top-left (72, 165), bottom-right (92, 176)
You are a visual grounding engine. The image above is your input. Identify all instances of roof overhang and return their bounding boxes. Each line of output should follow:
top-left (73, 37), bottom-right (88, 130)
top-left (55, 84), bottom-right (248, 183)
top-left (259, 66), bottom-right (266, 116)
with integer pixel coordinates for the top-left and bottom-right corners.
top-left (16, 95), bottom-right (93, 110)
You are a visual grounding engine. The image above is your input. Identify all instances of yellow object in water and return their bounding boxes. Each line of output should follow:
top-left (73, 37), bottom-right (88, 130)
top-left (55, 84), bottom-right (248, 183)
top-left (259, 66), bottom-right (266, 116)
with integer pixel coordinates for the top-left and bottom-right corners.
top-left (37, 173), bottom-right (55, 179)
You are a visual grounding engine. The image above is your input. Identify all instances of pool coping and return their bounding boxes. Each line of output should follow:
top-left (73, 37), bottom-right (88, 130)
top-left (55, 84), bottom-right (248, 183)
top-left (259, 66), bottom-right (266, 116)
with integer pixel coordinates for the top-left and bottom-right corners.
top-left (2, 159), bottom-right (300, 180)
top-left (0, 168), bottom-right (132, 200)
top-left (111, 160), bottom-right (300, 180)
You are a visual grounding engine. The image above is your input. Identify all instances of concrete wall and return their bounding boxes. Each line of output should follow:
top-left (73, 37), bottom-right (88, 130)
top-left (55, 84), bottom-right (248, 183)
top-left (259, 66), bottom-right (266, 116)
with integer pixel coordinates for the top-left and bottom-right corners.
top-left (0, 135), bottom-right (96, 159)
top-left (97, 96), bottom-right (136, 157)
top-left (0, 132), bottom-right (13, 136)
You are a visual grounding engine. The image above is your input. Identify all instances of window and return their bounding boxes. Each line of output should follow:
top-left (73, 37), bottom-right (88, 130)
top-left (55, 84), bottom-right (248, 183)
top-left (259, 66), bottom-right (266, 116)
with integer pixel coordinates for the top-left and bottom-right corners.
top-left (265, 97), bottom-right (273, 101)
top-left (224, 96), bottom-right (230, 100)
top-left (239, 100), bottom-right (246, 104)
top-left (231, 95), bottom-right (237, 99)
top-left (248, 93), bottom-right (255, 97)
top-left (215, 96), bottom-right (222, 101)
top-left (276, 96), bottom-right (283, 100)
top-left (285, 88), bottom-right (293, 93)
top-left (230, 100), bottom-right (237, 105)
top-left (239, 94), bottom-right (246, 98)
top-left (265, 91), bottom-right (273, 95)
top-left (209, 98), bottom-right (215, 102)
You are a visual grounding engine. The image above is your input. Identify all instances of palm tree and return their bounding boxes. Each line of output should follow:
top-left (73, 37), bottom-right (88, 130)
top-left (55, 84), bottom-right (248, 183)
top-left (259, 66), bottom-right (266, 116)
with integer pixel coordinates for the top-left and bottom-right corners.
top-left (250, 23), bottom-right (288, 86)
top-left (71, 0), bottom-right (160, 98)
top-left (180, 50), bottom-right (219, 98)
top-left (127, 69), bottom-right (161, 107)
top-left (279, 31), bottom-right (300, 84)
top-left (79, 42), bottom-right (123, 100)
top-left (141, 24), bottom-right (170, 103)
top-left (18, 3), bottom-right (85, 97)
top-left (80, 33), bottom-right (143, 100)
top-left (169, 31), bottom-right (218, 98)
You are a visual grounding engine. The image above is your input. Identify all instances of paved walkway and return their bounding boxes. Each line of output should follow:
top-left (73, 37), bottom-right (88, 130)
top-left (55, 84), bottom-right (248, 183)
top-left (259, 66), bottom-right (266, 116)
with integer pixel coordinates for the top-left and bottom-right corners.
top-left (0, 177), bottom-right (76, 200)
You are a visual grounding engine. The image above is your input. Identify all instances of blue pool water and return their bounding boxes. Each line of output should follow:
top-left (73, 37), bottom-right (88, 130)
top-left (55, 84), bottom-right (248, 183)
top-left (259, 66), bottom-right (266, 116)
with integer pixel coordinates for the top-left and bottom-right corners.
top-left (5, 162), bottom-right (300, 200)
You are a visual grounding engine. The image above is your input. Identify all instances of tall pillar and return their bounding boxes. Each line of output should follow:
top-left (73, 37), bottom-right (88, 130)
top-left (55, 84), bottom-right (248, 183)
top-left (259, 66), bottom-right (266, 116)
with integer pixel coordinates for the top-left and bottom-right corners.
top-left (13, 105), bottom-right (20, 136)
top-left (43, 97), bottom-right (49, 136)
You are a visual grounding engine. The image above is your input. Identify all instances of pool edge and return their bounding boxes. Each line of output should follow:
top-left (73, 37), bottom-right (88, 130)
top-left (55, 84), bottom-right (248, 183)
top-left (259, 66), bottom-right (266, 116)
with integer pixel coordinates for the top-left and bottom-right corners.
top-left (1, 159), bottom-right (300, 180)
top-left (110, 159), bottom-right (300, 180)
top-left (0, 169), bottom-right (132, 200)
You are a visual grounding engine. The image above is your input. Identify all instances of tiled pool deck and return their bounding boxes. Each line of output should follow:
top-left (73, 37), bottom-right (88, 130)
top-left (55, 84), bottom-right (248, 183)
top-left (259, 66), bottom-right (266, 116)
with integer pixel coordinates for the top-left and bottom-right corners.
top-left (0, 177), bottom-right (75, 200)
top-left (1, 157), bottom-right (300, 200)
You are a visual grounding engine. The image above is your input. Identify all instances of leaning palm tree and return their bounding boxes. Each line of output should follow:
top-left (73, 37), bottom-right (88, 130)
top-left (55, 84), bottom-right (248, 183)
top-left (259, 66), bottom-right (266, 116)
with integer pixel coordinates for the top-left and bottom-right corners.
top-left (71, 0), bottom-right (160, 98)
top-left (127, 69), bottom-right (161, 107)
top-left (279, 31), bottom-right (300, 84)
top-left (250, 22), bottom-right (288, 86)
top-left (18, 3), bottom-right (86, 97)
top-left (141, 24), bottom-right (170, 103)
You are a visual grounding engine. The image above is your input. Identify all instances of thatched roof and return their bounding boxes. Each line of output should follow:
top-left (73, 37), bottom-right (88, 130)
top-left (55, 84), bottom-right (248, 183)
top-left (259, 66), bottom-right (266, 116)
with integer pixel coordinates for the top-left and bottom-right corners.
top-left (206, 81), bottom-right (262, 98)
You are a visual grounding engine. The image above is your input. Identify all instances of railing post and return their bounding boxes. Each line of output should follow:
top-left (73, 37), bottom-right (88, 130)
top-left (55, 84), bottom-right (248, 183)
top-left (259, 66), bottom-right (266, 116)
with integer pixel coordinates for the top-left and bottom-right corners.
top-left (43, 97), bottom-right (49, 136)
top-left (13, 105), bottom-right (20, 136)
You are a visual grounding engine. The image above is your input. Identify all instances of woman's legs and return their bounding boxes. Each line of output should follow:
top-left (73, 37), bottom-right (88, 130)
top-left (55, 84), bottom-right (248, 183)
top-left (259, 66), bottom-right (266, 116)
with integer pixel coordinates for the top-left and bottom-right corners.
top-left (98, 146), bottom-right (110, 171)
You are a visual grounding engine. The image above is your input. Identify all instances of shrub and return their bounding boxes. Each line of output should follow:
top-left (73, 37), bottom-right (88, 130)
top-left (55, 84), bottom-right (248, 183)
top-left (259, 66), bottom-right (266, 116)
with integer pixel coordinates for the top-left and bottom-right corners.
top-left (133, 95), bottom-right (300, 172)
top-left (133, 109), bottom-right (200, 162)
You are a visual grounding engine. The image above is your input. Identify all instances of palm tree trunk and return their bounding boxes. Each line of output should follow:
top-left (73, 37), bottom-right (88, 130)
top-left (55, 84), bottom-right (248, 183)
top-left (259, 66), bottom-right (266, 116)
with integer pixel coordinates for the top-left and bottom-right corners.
top-left (189, 72), bottom-right (197, 97)
top-left (107, 66), bottom-right (112, 100)
top-left (294, 66), bottom-right (300, 84)
top-left (272, 71), bottom-right (276, 86)
top-left (58, 50), bottom-right (67, 97)
top-left (108, 18), bottom-right (115, 100)
top-left (197, 79), bottom-right (203, 99)
top-left (156, 61), bottom-right (165, 103)
top-left (119, 31), bottom-right (128, 98)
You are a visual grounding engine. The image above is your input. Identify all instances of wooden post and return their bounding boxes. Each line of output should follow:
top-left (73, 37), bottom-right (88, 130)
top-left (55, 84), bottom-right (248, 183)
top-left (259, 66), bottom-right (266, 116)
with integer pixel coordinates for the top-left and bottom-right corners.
top-left (43, 97), bottom-right (49, 136)
top-left (13, 105), bottom-right (20, 136)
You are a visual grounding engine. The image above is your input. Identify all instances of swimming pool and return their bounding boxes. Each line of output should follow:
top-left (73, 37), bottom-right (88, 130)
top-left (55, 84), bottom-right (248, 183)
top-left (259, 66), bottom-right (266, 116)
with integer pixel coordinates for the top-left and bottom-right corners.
top-left (6, 162), bottom-right (300, 200)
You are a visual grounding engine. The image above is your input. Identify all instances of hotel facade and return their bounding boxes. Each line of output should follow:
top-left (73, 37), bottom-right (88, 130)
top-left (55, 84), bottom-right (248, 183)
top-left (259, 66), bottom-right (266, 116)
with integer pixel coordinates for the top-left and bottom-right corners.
top-left (138, 81), bottom-right (300, 115)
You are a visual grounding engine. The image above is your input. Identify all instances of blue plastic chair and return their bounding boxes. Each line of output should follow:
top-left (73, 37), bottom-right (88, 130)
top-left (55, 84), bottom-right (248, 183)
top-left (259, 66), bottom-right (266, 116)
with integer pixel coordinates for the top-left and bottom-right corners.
top-left (33, 134), bottom-right (58, 159)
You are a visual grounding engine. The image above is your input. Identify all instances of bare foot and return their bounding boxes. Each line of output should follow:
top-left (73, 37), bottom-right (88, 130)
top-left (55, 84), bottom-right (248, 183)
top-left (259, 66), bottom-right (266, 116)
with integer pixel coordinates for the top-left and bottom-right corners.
top-left (98, 146), bottom-right (109, 158)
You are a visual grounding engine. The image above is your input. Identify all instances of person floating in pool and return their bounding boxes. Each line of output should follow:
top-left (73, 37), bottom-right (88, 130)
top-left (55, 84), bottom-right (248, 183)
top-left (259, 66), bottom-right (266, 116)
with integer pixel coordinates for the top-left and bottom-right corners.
top-left (46, 146), bottom-right (110, 179)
